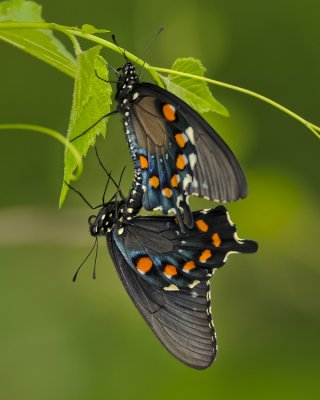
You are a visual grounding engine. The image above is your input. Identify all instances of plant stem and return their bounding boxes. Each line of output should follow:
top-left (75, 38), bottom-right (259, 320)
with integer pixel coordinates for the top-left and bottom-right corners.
top-left (149, 66), bottom-right (320, 140)
top-left (0, 21), bottom-right (319, 139)
top-left (0, 124), bottom-right (83, 179)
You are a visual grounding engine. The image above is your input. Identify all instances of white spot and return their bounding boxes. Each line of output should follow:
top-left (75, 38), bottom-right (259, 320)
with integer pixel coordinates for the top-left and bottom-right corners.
top-left (122, 84), bottom-right (126, 89)
top-left (191, 291), bottom-right (198, 298)
top-left (107, 228), bottom-right (112, 233)
top-left (163, 284), bottom-right (179, 291)
top-left (142, 185), bottom-right (146, 192)
top-left (127, 216), bottom-right (132, 220)
top-left (200, 208), bottom-right (211, 214)
top-left (101, 214), bottom-right (105, 221)
top-left (123, 99), bottom-right (128, 104)
top-left (154, 206), bottom-right (163, 212)
top-left (188, 280), bottom-right (200, 289)
top-left (132, 92), bottom-right (139, 100)
top-left (176, 195), bottom-right (184, 212)
top-left (128, 85), bottom-right (132, 89)
top-left (137, 269), bottom-right (146, 275)
top-left (168, 208), bottom-right (176, 214)
top-left (192, 178), bottom-right (199, 188)
top-left (185, 126), bottom-right (195, 144)
top-left (223, 251), bottom-right (239, 263)
top-left (125, 111), bottom-right (129, 117)
top-left (233, 232), bottom-right (245, 244)
top-left (118, 227), bottom-right (124, 235)
top-left (183, 174), bottom-right (192, 190)
top-left (109, 213), bottom-right (113, 217)
top-left (127, 208), bottom-right (133, 214)
top-left (181, 240), bottom-right (186, 245)
top-left (226, 211), bottom-right (235, 227)
top-left (129, 198), bottom-right (134, 203)
top-left (203, 196), bottom-right (210, 200)
top-left (189, 153), bottom-right (197, 170)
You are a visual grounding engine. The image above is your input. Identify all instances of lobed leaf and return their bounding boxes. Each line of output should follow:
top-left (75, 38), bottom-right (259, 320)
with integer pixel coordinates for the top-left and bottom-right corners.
top-left (59, 45), bottom-right (112, 207)
top-left (0, 0), bottom-right (76, 77)
top-left (163, 57), bottom-right (229, 117)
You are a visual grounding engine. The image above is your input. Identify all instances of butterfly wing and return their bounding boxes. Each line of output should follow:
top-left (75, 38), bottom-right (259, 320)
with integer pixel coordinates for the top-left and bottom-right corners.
top-left (107, 233), bottom-right (216, 369)
top-left (107, 206), bottom-right (257, 368)
top-left (128, 82), bottom-right (247, 228)
top-left (112, 206), bottom-right (258, 290)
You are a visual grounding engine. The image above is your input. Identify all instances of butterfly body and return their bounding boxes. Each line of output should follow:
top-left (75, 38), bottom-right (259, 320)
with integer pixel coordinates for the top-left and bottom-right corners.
top-left (115, 62), bottom-right (248, 231)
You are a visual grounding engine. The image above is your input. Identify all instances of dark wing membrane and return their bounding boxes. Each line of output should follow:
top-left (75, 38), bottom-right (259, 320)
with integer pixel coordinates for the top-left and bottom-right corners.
top-left (112, 206), bottom-right (258, 290)
top-left (129, 94), bottom-right (195, 229)
top-left (107, 234), bottom-right (216, 369)
top-left (135, 82), bottom-right (247, 202)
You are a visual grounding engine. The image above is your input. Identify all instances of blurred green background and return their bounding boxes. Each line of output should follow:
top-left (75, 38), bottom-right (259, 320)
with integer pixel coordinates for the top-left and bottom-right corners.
top-left (1, 0), bottom-right (319, 399)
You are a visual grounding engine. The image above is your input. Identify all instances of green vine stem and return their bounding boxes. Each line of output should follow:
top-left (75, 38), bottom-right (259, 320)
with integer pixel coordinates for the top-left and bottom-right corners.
top-left (0, 21), bottom-right (319, 139)
top-left (0, 124), bottom-right (83, 179)
top-left (150, 67), bottom-right (320, 140)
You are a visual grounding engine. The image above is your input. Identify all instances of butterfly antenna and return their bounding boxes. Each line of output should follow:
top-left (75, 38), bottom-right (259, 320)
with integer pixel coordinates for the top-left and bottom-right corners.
top-left (94, 146), bottom-right (125, 199)
top-left (92, 236), bottom-right (99, 280)
top-left (72, 237), bottom-right (98, 282)
top-left (102, 173), bottom-right (111, 204)
top-left (112, 34), bottom-right (128, 61)
top-left (136, 27), bottom-right (164, 77)
top-left (138, 27), bottom-right (164, 62)
top-left (65, 181), bottom-right (95, 209)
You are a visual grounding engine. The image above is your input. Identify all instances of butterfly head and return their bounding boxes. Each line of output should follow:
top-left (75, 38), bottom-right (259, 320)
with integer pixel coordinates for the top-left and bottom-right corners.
top-left (88, 200), bottom-right (124, 237)
top-left (116, 62), bottom-right (139, 103)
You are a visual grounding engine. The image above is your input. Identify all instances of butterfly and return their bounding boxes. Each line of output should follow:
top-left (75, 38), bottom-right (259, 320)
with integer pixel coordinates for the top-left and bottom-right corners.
top-left (115, 61), bottom-right (247, 232)
top-left (89, 191), bottom-right (258, 369)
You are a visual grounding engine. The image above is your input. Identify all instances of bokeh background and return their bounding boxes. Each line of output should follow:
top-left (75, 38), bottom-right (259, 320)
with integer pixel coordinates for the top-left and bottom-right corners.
top-left (1, 0), bottom-right (319, 399)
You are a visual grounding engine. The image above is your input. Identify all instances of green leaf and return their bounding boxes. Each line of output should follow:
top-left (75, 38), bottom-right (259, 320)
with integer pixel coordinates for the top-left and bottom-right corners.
top-left (59, 46), bottom-right (112, 207)
top-left (81, 24), bottom-right (109, 35)
top-left (0, 0), bottom-right (76, 77)
top-left (163, 57), bottom-right (229, 117)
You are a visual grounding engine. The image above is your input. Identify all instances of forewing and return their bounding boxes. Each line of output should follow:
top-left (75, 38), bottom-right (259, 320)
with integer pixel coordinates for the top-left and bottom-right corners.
top-left (107, 233), bottom-right (216, 369)
top-left (130, 94), bottom-right (195, 229)
top-left (134, 83), bottom-right (247, 202)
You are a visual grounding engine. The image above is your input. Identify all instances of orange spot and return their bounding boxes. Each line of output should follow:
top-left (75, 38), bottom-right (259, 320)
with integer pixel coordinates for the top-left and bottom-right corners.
top-left (164, 264), bottom-right (178, 276)
top-left (199, 249), bottom-right (212, 263)
top-left (175, 133), bottom-right (187, 148)
top-left (176, 154), bottom-right (188, 170)
top-left (162, 187), bottom-right (172, 198)
top-left (196, 219), bottom-right (209, 232)
top-left (136, 257), bottom-right (153, 273)
top-left (183, 261), bottom-right (196, 271)
top-left (149, 176), bottom-right (160, 189)
top-left (139, 155), bottom-right (148, 169)
top-left (212, 233), bottom-right (221, 247)
top-left (171, 174), bottom-right (180, 188)
top-left (162, 104), bottom-right (176, 121)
